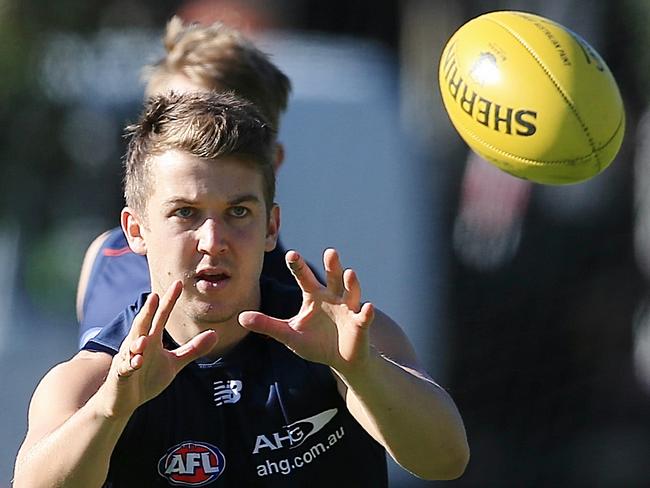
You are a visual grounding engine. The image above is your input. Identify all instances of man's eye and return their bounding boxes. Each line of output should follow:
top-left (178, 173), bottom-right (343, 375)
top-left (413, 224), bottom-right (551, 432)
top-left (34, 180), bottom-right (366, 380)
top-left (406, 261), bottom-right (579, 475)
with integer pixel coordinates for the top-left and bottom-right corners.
top-left (228, 206), bottom-right (249, 218)
top-left (174, 207), bottom-right (195, 218)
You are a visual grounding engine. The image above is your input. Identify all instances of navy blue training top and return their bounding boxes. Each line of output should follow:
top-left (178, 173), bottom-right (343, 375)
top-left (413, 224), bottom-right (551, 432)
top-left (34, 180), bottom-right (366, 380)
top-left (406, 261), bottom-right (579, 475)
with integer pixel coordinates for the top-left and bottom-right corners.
top-left (83, 278), bottom-right (388, 487)
top-left (79, 227), bottom-right (298, 347)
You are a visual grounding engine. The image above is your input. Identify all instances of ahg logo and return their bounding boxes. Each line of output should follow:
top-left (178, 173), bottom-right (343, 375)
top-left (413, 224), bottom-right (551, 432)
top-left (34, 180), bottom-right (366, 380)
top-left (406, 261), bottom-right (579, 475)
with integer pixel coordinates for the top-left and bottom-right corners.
top-left (213, 380), bottom-right (243, 406)
top-left (253, 408), bottom-right (338, 454)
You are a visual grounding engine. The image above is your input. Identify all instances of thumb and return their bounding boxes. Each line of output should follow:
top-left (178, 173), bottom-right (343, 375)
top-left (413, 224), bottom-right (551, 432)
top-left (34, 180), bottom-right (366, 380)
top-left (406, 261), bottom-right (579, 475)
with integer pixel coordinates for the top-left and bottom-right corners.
top-left (173, 330), bottom-right (218, 368)
top-left (239, 311), bottom-right (293, 343)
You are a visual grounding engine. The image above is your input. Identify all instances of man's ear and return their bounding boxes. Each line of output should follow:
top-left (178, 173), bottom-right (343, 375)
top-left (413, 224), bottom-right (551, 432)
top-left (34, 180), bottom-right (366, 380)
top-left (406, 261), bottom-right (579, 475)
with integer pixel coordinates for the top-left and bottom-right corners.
top-left (265, 204), bottom-right (280, 252)
top-left (121, 207), bottom-right (147, 255)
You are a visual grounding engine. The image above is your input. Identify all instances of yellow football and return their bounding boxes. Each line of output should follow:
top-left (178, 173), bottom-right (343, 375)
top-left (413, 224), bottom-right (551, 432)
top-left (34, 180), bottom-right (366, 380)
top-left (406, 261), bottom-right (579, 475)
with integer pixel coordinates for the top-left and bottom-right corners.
top-left (438, 10), bottom-right (625, 185)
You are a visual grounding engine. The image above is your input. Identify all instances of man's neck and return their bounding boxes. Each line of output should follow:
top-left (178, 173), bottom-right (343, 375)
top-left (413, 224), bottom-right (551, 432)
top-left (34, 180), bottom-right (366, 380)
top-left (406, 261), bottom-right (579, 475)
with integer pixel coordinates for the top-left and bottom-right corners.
top-left (165, 313), bottom-right (251, 360)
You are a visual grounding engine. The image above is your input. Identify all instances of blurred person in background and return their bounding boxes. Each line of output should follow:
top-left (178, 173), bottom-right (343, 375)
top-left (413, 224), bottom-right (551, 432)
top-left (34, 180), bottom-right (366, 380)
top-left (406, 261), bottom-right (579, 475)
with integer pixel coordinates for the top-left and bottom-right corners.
top-left (14, 91), bottom-right (469, 487)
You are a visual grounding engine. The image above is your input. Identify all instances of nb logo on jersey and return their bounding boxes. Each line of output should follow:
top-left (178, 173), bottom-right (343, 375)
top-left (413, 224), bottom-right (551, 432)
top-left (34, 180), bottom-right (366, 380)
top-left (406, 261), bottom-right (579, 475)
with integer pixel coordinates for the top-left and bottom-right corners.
top-left (213, 380), bottom-right (243, 406)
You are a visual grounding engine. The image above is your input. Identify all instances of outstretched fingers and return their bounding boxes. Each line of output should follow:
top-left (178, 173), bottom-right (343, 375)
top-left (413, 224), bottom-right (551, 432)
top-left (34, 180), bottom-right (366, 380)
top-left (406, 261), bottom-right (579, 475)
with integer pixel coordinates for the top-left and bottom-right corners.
top-left (118, 281), bottom-right (183, 378)
top-left (286, 250), bottom-right (320, 294)
top-left (130, 292), bottom-right (160, 339)
top-left (149, 280), bottom-right (183, 337)
top-left (117, 332), bottom-right (153, 378)
top-left (357, 301), bottom-right (375, 329)
top-left (127, 334), bottom-right (148, 368)
top-left (239, 311), bottom-right (294, 343)
top-left (342, 267), bottom-right (362, 311)
top-left (117, 343), bottom-right (144, 378)
top-left (118, 294), bottom-right (159, 377)
top-left (340, 266), bottom-right (374, 330)
top-left (324, 248), bottom-right (344, 295)
top-left (173, 330), bottom-right (219, 368)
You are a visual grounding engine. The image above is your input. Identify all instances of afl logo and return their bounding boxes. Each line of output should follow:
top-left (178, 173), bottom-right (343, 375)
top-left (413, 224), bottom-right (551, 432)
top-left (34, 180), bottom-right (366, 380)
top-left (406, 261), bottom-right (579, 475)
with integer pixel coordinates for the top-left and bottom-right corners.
top-left (157, 441), bottom-right (226, 486)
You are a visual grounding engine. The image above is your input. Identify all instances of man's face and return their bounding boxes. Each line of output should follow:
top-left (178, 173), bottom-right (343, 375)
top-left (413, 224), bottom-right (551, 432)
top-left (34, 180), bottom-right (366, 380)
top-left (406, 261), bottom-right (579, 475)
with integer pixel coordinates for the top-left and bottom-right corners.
top-left (136, 149), bottom-right (279, 326)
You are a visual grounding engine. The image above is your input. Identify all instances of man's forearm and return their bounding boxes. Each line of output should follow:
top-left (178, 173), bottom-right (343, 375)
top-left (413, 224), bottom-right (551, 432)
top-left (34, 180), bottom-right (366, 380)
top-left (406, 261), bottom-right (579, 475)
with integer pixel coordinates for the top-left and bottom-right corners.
top-left (334, 349), bottom-right (469, 480)
top-left (14, 388), bottom-right (131, 488)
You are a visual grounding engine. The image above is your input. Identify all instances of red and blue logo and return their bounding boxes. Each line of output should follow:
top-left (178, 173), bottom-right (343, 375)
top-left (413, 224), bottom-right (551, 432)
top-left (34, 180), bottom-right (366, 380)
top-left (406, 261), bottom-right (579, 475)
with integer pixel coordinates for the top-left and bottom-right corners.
top-left (158, 441), bottom-right (226, 486)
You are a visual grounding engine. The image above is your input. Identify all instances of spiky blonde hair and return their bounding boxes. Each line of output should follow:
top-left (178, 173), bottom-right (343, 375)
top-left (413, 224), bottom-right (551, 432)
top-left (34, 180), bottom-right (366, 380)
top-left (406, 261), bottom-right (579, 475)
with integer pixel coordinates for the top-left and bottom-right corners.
top-left (124, 92), bottom-right (275, 219)
top-left (143, 16), bottom-right (290, 131)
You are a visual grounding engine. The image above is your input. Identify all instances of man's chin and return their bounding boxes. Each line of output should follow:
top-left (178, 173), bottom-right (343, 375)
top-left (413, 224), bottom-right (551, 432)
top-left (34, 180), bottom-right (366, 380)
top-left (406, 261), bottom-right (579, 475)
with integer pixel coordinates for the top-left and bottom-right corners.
top-left (186, 300), bottom-right (238, 326)
top-left (181, 284), bottom-right (258, 327)
top-left (195, 310), bottom-right (234, 326)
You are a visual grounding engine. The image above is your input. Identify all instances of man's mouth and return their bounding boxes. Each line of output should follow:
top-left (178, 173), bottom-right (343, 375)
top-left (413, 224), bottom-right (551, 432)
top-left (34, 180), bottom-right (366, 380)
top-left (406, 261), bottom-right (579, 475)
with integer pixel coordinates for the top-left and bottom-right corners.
top-left (195, 270), bottom-right (231, 289)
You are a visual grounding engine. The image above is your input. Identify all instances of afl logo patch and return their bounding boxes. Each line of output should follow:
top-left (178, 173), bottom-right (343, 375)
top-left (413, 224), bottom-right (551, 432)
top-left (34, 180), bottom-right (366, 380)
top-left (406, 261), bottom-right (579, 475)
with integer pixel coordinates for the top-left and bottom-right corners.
top-left (157, 441), bottom-right (226, 486)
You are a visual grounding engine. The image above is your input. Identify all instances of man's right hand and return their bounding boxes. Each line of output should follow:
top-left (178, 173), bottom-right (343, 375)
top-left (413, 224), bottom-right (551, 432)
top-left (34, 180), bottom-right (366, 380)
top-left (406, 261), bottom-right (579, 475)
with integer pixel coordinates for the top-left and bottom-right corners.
top-left (98, 280), bottom-right (218, 419)
top-left (13, 281), bottom-right (218, 488)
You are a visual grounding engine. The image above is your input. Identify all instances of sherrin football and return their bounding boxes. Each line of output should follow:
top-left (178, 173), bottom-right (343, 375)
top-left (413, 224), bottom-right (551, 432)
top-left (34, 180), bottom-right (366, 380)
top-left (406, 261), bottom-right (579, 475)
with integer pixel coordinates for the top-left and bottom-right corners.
top-left (438, 11), bottom-right (625, 185)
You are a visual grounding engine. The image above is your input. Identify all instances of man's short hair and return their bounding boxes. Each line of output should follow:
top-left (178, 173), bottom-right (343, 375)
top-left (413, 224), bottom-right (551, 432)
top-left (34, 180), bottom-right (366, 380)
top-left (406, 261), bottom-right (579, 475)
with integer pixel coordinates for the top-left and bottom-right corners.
top-left (143, 16), bottom-right (291, 131)
top-left (123, 91), bottom-right (276, 219)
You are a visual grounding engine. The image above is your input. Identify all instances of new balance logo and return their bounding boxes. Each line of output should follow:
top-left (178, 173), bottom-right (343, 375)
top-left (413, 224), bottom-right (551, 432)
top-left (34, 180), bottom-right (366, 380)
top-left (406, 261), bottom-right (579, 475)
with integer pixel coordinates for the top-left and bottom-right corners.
top-left (213, 380), bottom-right (243, 406)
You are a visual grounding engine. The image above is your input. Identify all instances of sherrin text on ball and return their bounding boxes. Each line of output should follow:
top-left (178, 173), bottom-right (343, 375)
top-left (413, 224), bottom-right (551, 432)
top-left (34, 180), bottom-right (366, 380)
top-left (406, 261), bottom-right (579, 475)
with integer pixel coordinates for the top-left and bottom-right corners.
top-left (438, 10), bottom-right (625, 185)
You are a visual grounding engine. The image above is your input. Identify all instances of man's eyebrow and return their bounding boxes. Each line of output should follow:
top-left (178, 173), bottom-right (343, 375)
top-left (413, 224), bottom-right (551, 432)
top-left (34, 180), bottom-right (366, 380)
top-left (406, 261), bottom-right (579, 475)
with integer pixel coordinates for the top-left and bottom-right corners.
top-left (161, 197), bottom-right (197, 207)
top-left (161, 194), bottom-right (262, 206)
top-left (228, 194), bottom-right (262, 205)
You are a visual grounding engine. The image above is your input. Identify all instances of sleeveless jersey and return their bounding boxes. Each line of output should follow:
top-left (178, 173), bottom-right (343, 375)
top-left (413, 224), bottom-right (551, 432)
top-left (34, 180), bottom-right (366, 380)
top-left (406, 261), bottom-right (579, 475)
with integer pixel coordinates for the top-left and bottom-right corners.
top-left (79, 227), bottom-right (296, 347)
top-left (83, 278), bottom-right (388, 487)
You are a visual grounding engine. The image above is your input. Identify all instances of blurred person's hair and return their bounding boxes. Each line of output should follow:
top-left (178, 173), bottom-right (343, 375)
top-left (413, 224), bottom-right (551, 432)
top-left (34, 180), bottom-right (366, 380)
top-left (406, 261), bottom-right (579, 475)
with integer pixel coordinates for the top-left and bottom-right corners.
top-left (124, 91), bottom-right (276, 219)
top-left (143, 16), bottom-right (291, 132)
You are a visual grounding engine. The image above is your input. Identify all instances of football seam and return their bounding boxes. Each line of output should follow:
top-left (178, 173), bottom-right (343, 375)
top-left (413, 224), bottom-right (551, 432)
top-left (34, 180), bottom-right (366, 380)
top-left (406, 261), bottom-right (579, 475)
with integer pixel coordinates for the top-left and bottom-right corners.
top-left (458, 112), bottom-right (623, 166)
top-left (485, 15), bottom-right (603, 170)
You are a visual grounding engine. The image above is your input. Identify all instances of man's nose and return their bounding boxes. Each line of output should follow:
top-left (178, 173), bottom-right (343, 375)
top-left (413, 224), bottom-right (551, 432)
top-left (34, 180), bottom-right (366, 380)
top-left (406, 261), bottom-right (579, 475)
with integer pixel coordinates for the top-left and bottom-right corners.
top-left (196, 218), bottom-right (228, 255)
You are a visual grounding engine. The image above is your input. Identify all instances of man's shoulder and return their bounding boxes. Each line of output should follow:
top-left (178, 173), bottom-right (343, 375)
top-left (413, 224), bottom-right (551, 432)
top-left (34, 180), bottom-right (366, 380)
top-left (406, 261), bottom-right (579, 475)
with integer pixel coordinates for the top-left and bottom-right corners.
top-left (83, 293), bottom-right (148, 355)
top-left (100, 226), bottom-right (131, 252)
top-left (48, 350), bottom-right (112, 379)
top-left (29, 350), bottom-right (112, 420)
top-left (92, 226), bottom-right (144, 263)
